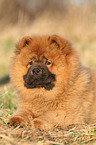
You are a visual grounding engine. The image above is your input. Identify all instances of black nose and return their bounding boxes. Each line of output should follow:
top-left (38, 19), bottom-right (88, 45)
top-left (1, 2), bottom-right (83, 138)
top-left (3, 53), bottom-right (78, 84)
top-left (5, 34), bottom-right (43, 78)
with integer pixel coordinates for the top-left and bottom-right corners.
top-left (32, 68), bottom-right (40, 75)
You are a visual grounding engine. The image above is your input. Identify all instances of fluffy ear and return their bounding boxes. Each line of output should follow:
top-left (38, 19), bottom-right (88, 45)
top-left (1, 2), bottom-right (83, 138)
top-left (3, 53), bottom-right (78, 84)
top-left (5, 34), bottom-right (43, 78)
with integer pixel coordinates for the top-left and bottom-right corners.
top-left (48, 35), bottom-right (72, 56)
top-left (15, 36), bottom-right (32, 55)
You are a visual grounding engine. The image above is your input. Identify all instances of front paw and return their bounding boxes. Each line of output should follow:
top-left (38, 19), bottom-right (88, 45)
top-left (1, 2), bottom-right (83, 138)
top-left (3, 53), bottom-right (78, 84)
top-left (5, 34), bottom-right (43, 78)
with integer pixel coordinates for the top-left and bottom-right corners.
top-left (33, 118), bottom-right (43, 129)
top-left (7, 117), bottom-right (24, 128)
top-left (33, 118), bottom-right (52, 130)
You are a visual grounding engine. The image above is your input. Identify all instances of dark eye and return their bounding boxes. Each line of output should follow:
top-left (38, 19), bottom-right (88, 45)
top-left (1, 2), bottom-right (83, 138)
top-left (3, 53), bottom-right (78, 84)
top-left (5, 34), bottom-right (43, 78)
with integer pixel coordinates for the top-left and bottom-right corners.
top-left (29, 60), bottom-right (33, 65)
top-left (45, 61), bottom-right (51, 66)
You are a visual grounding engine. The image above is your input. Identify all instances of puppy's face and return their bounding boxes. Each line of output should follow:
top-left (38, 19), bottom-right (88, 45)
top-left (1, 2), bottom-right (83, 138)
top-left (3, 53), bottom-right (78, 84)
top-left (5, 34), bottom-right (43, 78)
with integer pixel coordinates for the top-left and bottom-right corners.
top-left (12, 35), bottom-right (77, 92)
top-left (23, 56), bottom-right (56, 90)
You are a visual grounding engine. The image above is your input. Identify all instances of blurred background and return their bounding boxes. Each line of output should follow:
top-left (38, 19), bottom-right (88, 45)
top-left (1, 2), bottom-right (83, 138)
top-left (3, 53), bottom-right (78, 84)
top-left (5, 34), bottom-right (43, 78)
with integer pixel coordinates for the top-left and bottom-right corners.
top-left (0, 1), bottom-right (96, 144)
top-left (0, 0), bottom-right (96, 83)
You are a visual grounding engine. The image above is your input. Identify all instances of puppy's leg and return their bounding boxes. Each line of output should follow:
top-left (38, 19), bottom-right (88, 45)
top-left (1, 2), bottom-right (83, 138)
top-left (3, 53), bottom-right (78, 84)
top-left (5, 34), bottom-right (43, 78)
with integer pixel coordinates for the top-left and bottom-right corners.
top-left (33, 110), bottom-right (66, 130)
top-left (7, 109), bottom-right (34, 128)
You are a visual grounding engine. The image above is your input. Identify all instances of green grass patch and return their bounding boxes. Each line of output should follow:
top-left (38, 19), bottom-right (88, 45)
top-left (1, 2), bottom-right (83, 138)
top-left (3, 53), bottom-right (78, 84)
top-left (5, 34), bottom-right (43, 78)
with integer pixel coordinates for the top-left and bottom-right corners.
top-left (0, 87), bottom-right (17, 115)
top-left (3, 38), bottom-right (14, 52)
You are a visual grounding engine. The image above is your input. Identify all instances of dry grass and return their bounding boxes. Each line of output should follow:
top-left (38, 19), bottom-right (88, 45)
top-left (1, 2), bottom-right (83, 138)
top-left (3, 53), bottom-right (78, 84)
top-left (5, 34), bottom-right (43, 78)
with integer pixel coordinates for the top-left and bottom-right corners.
top-left (0, 2), bottom-right (96, 144)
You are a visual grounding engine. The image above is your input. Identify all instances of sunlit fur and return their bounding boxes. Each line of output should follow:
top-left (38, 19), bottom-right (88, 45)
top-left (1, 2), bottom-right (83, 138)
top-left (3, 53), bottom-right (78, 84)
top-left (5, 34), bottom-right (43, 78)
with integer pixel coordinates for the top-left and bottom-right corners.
top-left (8, 35), bottom-right (96, 129)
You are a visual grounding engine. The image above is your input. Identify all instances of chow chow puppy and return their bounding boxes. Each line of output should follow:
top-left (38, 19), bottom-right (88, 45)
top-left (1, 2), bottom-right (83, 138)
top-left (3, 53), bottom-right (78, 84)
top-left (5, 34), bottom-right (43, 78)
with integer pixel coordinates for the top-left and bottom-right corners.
top-left (7, 34), bottom-right (96, 129)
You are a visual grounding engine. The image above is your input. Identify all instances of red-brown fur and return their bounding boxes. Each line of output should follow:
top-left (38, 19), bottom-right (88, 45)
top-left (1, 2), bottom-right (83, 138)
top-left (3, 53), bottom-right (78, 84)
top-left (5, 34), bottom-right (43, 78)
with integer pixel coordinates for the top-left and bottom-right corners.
top-left (8, 35), bottom-right (96, 129)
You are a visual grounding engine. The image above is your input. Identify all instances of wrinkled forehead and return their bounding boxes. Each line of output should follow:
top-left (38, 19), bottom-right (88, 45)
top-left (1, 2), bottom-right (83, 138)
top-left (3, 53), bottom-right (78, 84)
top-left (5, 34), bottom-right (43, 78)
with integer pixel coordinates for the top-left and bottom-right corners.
top-left (30, 56), bottom-right (47, 63)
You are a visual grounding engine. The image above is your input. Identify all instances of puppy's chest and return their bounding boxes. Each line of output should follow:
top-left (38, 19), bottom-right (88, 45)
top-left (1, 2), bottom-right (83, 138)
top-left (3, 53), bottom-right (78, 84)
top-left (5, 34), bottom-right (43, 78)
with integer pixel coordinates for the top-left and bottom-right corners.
top-left (31, 97), bottom-right (66, 116)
